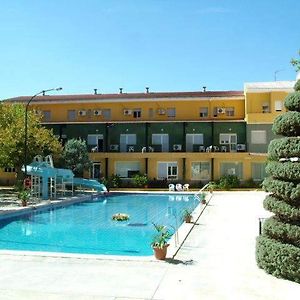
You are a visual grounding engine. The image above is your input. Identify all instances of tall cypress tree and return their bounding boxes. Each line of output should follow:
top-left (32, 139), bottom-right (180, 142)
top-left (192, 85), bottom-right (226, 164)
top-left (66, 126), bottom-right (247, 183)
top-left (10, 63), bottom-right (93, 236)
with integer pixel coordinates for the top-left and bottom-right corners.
top-left (256, 77), bottom-right (300, 283)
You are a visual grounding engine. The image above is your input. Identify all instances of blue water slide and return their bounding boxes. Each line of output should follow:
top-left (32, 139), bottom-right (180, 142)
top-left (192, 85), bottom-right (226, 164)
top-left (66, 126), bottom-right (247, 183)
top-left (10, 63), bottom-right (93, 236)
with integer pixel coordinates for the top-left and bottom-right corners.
top-left (73, 178), bottom-right (108, 192)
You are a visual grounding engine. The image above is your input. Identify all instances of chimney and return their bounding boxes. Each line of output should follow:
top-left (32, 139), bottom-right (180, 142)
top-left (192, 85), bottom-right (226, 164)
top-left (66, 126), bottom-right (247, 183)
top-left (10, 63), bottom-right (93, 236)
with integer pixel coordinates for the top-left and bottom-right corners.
top-left (119, 88), bottom-right (123, 94)
top-left (145, 87), bottom-right (149, 93)
top-left (94, 89), bottom-right (97, 95)
top-left (203, 86), bottom-right (207, 92)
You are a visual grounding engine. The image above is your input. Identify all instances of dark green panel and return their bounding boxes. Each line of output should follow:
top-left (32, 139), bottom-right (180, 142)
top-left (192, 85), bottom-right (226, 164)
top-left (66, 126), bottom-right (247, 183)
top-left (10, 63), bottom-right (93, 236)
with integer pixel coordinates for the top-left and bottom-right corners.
top-left (186, 122), bottom-right (213, 147)
top-left (108, 123), bottom-right (146, 151)
top-left (213, 122), bottom-right (246, 146)
top-left (65, 124), bottom-right (107, 140)
top-left (148, 122), bottom-right (183, 150)
top-left (247, 124), bottom-right (277, 153)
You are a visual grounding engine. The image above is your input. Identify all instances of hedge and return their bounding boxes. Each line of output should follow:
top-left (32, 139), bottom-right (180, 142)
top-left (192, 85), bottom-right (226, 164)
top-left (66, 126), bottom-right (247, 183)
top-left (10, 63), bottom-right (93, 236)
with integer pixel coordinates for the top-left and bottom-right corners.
top-left (284, 91), bottom-right (300, 112)
top-left (268, 137), bottom-right (300, 160)
top-left (266, 161), bottom-right (300, 180)
top-left (262, 217), bottom-right (300, 247)
top-left (262, 177), bottom-right (300, 203)
top-left (256, 235), bottom-right (300, 283)
top-left (264, 195), bottom-right (300, 222)
top-left (272, 111), bottom-right (300, 136)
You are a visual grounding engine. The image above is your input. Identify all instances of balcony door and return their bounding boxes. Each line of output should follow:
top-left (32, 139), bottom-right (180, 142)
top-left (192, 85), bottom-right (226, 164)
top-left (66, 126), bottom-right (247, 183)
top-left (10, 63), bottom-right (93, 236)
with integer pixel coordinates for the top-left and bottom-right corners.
top-left (219, 133), bottom-right (237, 152)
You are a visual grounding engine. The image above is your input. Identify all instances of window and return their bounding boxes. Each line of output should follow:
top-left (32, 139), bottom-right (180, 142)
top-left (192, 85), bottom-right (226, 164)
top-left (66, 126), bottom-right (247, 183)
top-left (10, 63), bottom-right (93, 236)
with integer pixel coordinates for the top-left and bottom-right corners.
top-left (115, 161), bottom-right (141, 178)
top-left (251, 163), bottom-right (267, 181)
top-left (90, 162), bottom-right (101, 179)
top-left (251, 130), bottom-right (266, 144)
top-left (199, 107), bottom-right (208, 118)
top-left (191, 162), bottom-right (210, 180)
top-left (226, 107), bottom-right (235, 116)
top-left (186, 134), bottom-right (204, 152)
top-left (133, 109), bottom-right (141, 118)
top-left (87, 134), bottom-right (104, 152)
top-left (67, 110), bottom-right (76, 121)
top-left (157, 162), bottom-right (178, 180)
top-left (167, 108), bottom-right (176, 117)
top-left (42, 111), bottom-right (51, 122)
top-left (120, 134), bottom-right (137, 152)
top-left (220, 162), bottom-right (243, 179)
top-left (102, 109), bottom-right (111, 120)
top-left (219, 133), bottom-right (237, 151)
top-left (275, 100), bottom-right (283, 112)
top-left (262, 102), bottom-right (270, 113)
top-left (152, 134), bottom-right (169, 151)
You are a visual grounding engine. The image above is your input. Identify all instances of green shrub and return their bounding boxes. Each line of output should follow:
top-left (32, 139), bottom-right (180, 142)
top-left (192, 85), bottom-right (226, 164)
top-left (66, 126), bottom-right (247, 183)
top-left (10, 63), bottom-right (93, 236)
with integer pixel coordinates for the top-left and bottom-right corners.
top-left (218, 175), bottom-right (240, 190)
top-left (109, 174), bottom-right (122, 188)
top-left (256, 236), bottom-right (300, 283)
top-left (263, 217), bottom-right (300, 247)
top-left (262, 177), bottom-right (300, 203)
top-left (272, 111), bottom-right (300, 136)
top-left (240, 178), bottom-right (260, 188)
top-left (265, 161), bottom-right (300, 180)
top-left (132, 174), bottom-right (148, 187)
top-left (267, 137), bottom-right (300, 160)
top-left (263, 195), bottom-right (300, 222)
top-left (294, 79), bottom-right (300, 92)
top-left (284, 91), bottom-right (300, 112)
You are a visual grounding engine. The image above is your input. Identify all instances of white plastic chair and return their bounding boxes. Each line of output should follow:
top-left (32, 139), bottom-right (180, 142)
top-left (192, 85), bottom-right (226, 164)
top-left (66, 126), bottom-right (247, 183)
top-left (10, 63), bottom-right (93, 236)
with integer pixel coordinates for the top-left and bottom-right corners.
top-left (183, 183), bottom-right (189, 191)
top-left (168, 184), bottom-right (175, 191)
top-left (176, 183), bottom-right (183, 191)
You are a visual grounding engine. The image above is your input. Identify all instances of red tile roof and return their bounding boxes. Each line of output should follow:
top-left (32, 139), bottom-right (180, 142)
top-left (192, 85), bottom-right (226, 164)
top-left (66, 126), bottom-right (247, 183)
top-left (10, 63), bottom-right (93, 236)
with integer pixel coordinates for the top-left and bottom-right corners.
top-left (4, 90), bottom-right (244, 103)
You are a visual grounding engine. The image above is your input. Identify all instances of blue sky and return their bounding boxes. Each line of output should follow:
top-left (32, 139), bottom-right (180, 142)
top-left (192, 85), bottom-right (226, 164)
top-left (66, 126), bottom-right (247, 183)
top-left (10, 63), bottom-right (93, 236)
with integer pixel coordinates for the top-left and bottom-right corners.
top-left (0, 0), bottom-right (299, 99)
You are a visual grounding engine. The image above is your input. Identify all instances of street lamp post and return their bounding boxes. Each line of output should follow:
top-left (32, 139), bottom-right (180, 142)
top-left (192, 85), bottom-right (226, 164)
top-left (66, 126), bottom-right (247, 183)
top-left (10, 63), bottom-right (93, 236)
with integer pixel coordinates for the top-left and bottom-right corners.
top-left (24, 87), bottom-right (62, 178)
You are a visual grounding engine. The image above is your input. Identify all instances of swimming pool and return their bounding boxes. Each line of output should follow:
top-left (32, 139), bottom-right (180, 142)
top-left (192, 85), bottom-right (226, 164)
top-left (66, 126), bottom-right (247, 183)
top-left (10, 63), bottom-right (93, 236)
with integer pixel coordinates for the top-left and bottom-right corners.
top-left (0, 193), bottom-right (200, 256)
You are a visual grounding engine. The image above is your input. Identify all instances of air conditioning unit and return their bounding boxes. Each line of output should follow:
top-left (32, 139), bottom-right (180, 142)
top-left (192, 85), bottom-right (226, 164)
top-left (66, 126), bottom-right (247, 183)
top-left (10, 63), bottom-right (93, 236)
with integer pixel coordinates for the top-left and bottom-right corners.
top-left (157, 108), bottom-right (166, 115)
top-left (94, 110), bottom-right (102, 116)
top-left (217, 107), bottom-right (226, 114)
top-left (110, 144), bottom-right (119, 151)
top-left (78, 110), bottom-right (86, 116)
top-left (237, 144), bottom-right (246, 152)
top-left (123, 109), bottom-right (132, 116)
top-left (173, 144), bottom-right (182, 151)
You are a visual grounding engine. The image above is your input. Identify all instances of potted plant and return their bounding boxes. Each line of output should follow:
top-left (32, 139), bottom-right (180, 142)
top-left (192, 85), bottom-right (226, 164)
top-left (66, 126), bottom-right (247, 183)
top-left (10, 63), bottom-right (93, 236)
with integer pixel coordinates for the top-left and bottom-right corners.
top-left (199, 192), bottom-right (207, 204)
top-left (182, 208), bottom-right (193, 223)
top-left (18, 189), bottom-right (30, 207)
top-left (151, 223), bottom-right (172, 260)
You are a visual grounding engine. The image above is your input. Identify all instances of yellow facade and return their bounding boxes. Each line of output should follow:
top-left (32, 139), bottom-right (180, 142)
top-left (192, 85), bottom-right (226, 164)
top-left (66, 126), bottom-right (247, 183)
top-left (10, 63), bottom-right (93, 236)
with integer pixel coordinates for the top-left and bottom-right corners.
top-left (1, 80), bottom-right (296, 186)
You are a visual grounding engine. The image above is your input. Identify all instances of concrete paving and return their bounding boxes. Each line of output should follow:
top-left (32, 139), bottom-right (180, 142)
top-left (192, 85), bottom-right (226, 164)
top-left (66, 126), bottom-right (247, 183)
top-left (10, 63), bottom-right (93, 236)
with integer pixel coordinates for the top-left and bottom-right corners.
top-left (0, 191), bottom-right (299, 299)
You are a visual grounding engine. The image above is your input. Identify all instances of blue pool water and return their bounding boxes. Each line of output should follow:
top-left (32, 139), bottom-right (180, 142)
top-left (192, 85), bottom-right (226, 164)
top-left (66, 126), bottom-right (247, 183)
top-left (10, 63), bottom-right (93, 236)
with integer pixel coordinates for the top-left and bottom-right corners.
top-left (0, 193), bottom-right (199, 256)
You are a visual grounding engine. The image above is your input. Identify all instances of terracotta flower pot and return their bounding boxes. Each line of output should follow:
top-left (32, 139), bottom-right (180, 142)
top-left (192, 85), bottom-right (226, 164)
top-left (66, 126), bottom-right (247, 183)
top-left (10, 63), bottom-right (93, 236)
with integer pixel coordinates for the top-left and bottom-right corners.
top-left (153, 244), bottom-right (169, 260)
top-left (184, 215), bottom-right (192, 223)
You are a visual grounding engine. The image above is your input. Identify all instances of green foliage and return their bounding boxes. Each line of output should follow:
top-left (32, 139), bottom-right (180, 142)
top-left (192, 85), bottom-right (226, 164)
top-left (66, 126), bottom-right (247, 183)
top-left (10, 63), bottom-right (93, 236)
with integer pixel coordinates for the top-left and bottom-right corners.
top-left (262, 177), bottom-right (300, 203)
top-left (0, 103), bottom-right (62, 177)
top-left (257, 56), bottom-right (300, 284)
top-left (265, 161), bottom-right (300, 180)
top-left (17, 189), bottom-right (30, 201)
top-left (272, 111), bottom-right (300, 136)
top-left (291, 50), bottom-right (300, 72)
top-left (256, 236), bottom-right (300, 283)
top-left (218, 174), bottom-right (240, 190)
top-left (294, 79), bottom-right (300, 92)
top-left (267, 137), bottom-right (300, 160)
top-left (109, 174), bottom-right (122, 188)
top-left (284, 91), bottom-right (300, 112)
top-left (262, 217), bottom-right (300, 248)
top-left (62, 138), bottom-right (92, 177)
top-left (132, 173), bottom-right (148, 187)
top-left (182, 207), bottom-right (193, 221)
top-left (151, 223), bottom-right (172, 249)
top-left (263, 195), bottom-right (300, 223)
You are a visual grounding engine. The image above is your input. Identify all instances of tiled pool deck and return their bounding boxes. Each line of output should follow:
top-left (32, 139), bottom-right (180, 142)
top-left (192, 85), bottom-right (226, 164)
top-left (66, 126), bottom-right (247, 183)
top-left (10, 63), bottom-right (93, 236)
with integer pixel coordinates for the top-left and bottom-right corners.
top-left (0, 191), bottom-right (299, 299)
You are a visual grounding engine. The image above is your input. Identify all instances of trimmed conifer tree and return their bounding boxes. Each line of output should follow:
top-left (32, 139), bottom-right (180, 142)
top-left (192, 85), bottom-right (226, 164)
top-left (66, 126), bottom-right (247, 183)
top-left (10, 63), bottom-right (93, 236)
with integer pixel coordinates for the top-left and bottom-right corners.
top-left (256, 78), bottom-right (300, 283)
